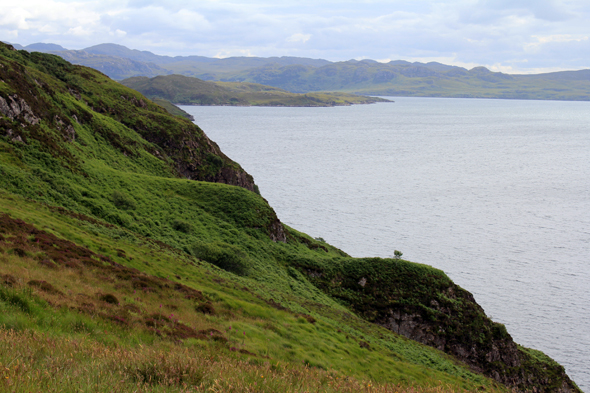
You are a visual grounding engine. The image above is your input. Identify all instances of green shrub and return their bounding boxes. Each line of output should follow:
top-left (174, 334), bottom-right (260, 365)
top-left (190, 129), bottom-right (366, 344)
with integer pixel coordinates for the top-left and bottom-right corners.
top-left (192, 241), bottom-right (250, 276)
top-left (111, 191), bottom-right (137, 210)
top-left (99, 293), bottom-right (119, 305)
top-left (172, 219), bottom-right (192, 234)
top-left (492, 322), bottom-right (509, 340)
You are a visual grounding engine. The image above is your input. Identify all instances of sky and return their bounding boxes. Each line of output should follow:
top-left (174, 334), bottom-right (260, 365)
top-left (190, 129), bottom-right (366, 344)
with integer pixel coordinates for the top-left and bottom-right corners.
top-left (1, 0), bottom-right (589, 74)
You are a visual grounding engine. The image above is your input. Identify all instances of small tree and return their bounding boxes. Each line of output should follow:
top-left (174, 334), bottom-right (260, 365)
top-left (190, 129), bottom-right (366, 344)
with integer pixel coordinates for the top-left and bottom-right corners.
top-left (393, 250), bottom-right (403, 259)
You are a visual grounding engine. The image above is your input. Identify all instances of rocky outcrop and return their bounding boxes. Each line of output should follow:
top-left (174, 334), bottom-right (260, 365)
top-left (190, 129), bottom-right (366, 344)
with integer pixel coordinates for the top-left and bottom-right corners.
top-left (295, 257), bottom-right (581, 393)
top-left (267, 217), bottom-right (287, 243)
top-left (377, 288), bottom-right (579, 392)
top-left (0, 94), bottom-right (40, 125)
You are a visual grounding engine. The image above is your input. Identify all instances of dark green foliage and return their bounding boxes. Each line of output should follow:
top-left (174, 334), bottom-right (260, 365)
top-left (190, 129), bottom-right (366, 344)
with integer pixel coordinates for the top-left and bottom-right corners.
top-left (492, 322), bottom-right (509, 340)
top-left (99, 293), bottom-right (119, 305)
top-left (0, 285), bottom-right (36, 314)
top-left (195, 302), bottom-right (215, 315)
top-left (27, 280), bottom-right (63, 295)
top-left (192, 241), bottom-right (250, 276)
top-left (171, 219), bottom-right (192, 234)
top-left (111, 191), bottom-right (137, 210)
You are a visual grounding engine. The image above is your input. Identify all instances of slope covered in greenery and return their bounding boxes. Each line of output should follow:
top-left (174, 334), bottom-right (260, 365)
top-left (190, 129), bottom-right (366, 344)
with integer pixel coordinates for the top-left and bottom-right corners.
top-left (121, 75), bottom-right (391, 107)
top-left (0, 42), bottom-right (580, 392)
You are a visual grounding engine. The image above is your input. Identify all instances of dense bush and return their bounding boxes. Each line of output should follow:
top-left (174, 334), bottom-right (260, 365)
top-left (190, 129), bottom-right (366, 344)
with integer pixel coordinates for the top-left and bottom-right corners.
top-left (171, 219), bottom-right (192, 234)
top-left (192, 241), bottom-right (250, 276)
top-left (111, 191), bottom-right (137, 210)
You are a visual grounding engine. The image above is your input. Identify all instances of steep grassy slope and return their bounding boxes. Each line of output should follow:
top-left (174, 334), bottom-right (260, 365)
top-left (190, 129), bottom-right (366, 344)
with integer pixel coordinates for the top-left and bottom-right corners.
top-left (0, 45), bottom-right (257, 192)
top-left (121, 75), bottom-right (391, 107)
top-left (151, 98), bottom-right (195, 120)
top-left (0, 42), bottom-right (580, 392)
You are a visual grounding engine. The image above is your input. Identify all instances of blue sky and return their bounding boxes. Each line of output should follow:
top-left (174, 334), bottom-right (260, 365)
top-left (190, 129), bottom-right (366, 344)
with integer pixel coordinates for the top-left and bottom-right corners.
top-left (1, 0), bottom-right (589, 74)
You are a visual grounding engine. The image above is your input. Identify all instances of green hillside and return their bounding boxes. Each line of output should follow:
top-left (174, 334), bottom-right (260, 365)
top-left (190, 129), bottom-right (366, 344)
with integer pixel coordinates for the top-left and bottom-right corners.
top-left (121, 75), bottom-right (391, 107)
top-left (224, 61), bottom-right (590, 100)
top-left (0, 42), bottom-right (580, 392)
top-left (33, 43), bottom-right (590, 101)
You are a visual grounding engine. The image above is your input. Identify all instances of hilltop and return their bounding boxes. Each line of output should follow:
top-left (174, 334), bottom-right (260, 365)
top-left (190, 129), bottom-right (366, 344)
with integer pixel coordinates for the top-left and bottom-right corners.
top-left (120, 75), bottom-right (391, 107)
top-left (0, 42), bottom-right (581, 392)
top-left (13, 42), bottom-right (590, 101)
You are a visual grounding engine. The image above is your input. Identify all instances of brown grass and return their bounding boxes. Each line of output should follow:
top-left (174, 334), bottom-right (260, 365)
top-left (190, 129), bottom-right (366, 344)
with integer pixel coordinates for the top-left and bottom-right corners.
top-left (0, 328), bottom-right (473, 393)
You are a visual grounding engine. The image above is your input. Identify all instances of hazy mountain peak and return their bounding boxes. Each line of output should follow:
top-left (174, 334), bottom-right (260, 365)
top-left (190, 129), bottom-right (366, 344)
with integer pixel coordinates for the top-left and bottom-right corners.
top-left (25, 43), bottom-right (68, 52)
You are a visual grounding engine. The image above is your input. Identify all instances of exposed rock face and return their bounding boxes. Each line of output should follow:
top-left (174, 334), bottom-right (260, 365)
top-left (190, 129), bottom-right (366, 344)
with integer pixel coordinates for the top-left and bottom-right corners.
top-left (208, 166), bottom-right (257, 193)
top-left (382, 307), bottom-right (520, 371)
top-left (267, 217), bottom-right (287, 243)
top-left (378, 292), bottom-right (579, 392)
top-left (296, 257), bottom-right (581, 393)
top-left (0, 94), bottom-right (40, 125)
top-left (136, 121), bottom-right (259, 193)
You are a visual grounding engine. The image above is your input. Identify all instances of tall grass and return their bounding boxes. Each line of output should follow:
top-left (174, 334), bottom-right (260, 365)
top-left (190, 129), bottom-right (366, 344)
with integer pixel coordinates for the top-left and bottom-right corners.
top-left (0, 328), bottom-right (492, 393)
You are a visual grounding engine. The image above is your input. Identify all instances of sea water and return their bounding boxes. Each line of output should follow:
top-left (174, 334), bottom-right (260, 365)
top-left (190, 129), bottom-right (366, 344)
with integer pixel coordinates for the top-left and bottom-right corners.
top-left (181, 97), bottom-right (590, 391)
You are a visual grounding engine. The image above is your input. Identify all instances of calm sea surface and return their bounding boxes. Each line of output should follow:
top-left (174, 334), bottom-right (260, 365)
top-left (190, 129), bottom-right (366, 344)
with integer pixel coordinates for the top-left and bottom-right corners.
top-left (180, 97), bottom-right (590, 391)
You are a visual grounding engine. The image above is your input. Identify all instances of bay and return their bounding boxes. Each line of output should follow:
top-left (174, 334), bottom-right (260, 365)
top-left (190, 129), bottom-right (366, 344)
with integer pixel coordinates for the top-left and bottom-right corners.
top-left (180, 97), bottom-right (590, 391)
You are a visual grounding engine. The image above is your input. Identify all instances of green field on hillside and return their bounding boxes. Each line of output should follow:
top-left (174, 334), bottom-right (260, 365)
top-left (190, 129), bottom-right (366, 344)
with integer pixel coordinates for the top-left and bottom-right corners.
top-left (0, 42), bottom-right (579, 392)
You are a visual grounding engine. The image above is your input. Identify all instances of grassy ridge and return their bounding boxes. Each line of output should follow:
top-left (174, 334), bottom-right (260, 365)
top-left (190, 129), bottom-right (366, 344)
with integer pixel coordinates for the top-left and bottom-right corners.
top-left (121, 75), bottom-right (392, 106)
top-left (0, 193), bottom-right (497, 392)
top-left (0, 42), bottom-right (580, 392)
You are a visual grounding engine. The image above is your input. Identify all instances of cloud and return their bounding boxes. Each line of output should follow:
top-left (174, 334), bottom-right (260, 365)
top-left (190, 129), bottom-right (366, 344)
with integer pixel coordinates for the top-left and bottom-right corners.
top-left (4, 0), bottom-right (590, 73)
top-left (527, 34), bottom-right (589, 49)
top-left (0, 8), bottom-right (32, 30)
top-left (214, 49), bottom-right (255, 58)
top-left (286, 33), bottom-right (311, 43)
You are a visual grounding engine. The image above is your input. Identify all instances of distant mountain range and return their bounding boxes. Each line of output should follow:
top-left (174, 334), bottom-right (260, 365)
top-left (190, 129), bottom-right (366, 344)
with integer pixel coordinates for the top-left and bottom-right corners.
top-left (6, 41), bottom-right (590, 100)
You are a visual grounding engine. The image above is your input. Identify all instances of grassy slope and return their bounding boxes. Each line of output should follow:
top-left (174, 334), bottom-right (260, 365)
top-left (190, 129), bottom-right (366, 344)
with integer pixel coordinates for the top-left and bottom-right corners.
top-left (151, 98), bottom-right (195, 120)
top-left (120, 75), bottom-right (391, 106)
top-left (0, 43), bottom-right (579, 392)
top-left (0, 192), bottom-right (496, 392)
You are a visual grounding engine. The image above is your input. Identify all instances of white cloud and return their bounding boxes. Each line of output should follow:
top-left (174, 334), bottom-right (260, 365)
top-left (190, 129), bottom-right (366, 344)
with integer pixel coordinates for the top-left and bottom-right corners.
top-left (524, 34), bottom-right (589, 54)
top-left (67, 26), bottom-right (93, 37)
top-left (533, 34), bottom-right (588, 44)
top-left (286, 33), bottom-right (311, 43)
top-left (214, 49), bottom-right (255, 58)
top-left (4, 0), bottom-right (590, 73)
top-left (0, 30), bottom-right (20, 39)
top-left (0, 8), bottom-right (32, 30)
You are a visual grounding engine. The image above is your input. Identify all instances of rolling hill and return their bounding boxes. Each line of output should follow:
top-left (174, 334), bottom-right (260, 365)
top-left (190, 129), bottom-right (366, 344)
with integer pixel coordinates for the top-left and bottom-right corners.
top-left (0, 42), bottom-right (580, 392)
top-left (13, 42), bottom-right (590, 101)
top-left (120, 75), bottom-right (392, 107)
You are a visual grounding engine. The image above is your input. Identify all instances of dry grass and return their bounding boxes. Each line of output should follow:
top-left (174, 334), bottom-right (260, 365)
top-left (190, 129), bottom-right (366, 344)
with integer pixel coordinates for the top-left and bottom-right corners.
top-left (0, 328), bottom-right (473, 393)
top-left (0, 213), bottom-right (504, 392)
